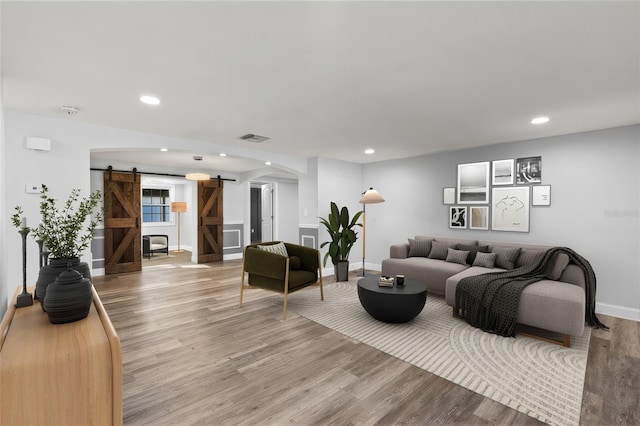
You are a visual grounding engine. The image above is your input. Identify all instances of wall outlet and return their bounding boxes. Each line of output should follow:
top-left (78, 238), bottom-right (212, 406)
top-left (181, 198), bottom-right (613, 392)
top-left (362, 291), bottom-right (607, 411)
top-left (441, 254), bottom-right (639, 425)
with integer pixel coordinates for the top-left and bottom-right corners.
top-left (25, 184), bottom-right (40, 194)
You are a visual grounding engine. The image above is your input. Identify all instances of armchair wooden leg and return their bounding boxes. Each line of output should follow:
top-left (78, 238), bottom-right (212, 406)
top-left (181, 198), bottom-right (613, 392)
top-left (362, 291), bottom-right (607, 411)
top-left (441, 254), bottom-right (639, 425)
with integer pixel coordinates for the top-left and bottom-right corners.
top-left (283, 263), bottom-right (290, 320)
top-left (318, 252), bottom-right (324, 301)
top-left (239, 249), bottom-right (247, 307)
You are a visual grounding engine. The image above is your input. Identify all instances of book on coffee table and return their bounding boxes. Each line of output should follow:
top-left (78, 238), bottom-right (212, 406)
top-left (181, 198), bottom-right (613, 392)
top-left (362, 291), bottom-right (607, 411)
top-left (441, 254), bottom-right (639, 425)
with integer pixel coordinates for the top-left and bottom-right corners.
top-left (378, 276), bottom-right (394, 287)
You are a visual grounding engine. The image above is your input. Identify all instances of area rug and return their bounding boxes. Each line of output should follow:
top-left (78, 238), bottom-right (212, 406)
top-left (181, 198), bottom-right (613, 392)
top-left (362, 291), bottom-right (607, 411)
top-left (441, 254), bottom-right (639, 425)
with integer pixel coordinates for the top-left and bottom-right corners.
top-left (283, 280), bottom-right (590, 426)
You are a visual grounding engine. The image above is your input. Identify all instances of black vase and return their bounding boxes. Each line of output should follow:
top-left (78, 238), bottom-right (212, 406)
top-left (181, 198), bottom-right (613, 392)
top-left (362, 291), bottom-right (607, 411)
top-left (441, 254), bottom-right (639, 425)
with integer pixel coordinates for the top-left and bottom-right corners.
top-left (35, 257), bottom-right (91, 307)
top-left (43, 268), bottom-right (93, 324)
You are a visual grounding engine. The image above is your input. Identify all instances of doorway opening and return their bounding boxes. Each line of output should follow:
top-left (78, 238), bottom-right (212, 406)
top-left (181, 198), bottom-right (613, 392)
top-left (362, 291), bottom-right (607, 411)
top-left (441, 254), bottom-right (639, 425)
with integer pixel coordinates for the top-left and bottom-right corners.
top-left (250, 183), bottom-right (273, 244)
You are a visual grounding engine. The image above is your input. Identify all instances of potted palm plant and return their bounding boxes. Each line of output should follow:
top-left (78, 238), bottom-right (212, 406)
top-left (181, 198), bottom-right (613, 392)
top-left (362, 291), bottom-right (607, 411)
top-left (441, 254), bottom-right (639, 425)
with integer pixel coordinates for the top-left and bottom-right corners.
top-left (319, 202), bottom-right (363, 281)
top-left (15, 184), bottom-right (102, 306)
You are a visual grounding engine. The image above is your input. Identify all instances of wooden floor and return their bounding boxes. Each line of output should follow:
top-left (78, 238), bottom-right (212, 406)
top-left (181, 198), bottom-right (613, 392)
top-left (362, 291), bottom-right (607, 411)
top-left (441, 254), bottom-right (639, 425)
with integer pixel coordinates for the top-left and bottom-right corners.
top-left (93, 256), bottom-right (640, 425)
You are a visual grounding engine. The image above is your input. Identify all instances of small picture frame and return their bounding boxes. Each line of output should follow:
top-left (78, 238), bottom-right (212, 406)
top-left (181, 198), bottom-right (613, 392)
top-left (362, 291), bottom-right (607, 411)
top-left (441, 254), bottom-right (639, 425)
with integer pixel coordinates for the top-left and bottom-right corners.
top-left (532, 185), bottom-right (551, 206)
top-left (516, 156), bottom-right (542, 184)
top-left (492, 159), bottom-right (514, 186)
top-left (469, 206), bottom-right (489, 230)
top-left (449, 206), bottom-right (467, 229)
top-left (443, 187), bottom-right (456, 205)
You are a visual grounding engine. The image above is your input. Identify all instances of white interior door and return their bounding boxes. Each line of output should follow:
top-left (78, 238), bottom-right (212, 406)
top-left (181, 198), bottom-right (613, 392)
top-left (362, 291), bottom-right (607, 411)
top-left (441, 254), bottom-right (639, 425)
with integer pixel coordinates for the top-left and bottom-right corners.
top-left (261, 184), bottom-right (273, 241)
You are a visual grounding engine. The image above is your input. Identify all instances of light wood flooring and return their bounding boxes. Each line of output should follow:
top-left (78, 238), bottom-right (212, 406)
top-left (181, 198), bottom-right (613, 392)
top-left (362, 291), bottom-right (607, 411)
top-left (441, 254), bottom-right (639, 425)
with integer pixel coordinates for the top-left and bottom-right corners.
top-left (93, 257), bottom-right (640, 425)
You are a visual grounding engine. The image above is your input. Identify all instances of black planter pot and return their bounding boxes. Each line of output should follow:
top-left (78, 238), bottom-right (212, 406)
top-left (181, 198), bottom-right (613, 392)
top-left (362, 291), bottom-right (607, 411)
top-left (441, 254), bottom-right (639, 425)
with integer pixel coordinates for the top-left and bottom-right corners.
top-left (35, 258), bottom-right (91, 308)
top-left (43, 268), bottom-right (93, 324)
top-left (334, 261), bottom-right (350, 282)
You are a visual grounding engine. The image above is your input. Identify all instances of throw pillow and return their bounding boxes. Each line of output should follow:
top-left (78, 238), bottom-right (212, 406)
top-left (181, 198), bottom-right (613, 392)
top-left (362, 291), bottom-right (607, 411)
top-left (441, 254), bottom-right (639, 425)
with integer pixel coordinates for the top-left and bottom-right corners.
top-left (408, 238), bottom-right (432, 257)
top-left (516, 249), bottom-right (546, 268)
top-left (473, 252), bottom-right (497, 268)
top-left (428, 241), bottom-right (455, 260)
top-left (257, 241), bottom-right (289, 257)
top-left (288, 255), bottom-right (302, 270)
top-left (491, 246), bottom-right (522, 270)
top-left (446, 248), bottom-right (469, 266)
top-left (456, 244), bottom-right (489, 265)
top-left (547, 252), bottom-right (570, 280)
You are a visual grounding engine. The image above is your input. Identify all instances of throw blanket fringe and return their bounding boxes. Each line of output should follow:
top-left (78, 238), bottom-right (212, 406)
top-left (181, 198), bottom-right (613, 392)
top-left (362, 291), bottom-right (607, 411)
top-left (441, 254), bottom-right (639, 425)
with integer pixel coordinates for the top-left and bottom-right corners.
top-left (455, 247), bottom-right (608, 337)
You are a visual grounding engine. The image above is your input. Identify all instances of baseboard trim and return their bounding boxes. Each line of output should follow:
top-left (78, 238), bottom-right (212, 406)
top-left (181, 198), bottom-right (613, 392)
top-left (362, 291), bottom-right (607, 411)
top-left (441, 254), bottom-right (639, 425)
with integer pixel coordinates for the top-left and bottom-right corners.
top-left (596, 302), bottom-right (640, 322)
top-left (224, 253), bottom-right (243, 261)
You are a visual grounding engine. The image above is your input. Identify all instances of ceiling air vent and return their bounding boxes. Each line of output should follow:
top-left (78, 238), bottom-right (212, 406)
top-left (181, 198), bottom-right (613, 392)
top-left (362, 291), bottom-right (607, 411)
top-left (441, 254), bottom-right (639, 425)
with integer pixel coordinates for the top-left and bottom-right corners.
top-left (238, 133), bottom-right (270, 143)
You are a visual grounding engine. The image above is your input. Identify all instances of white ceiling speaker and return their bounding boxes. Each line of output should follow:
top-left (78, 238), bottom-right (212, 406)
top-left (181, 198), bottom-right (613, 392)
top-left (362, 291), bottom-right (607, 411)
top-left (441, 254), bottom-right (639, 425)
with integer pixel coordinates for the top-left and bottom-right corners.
top-left (61, 105), bottom-right (80, 115)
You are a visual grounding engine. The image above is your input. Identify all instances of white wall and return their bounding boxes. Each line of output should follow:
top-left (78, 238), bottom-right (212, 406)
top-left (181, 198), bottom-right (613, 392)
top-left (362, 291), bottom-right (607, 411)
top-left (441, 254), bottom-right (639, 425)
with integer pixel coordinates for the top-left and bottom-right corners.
top-left (317, 157), bottom-right (364, 273)
top-left (0, 12), bottom-right (6, 317)
top-left (298, 157), bottom-right (319, 226)
top-left (275, 181), bottom-right (299, 243)
top-left (3, 111), bottom-right (92, 306)
top-left (362, 125), bottom-right (640, 320)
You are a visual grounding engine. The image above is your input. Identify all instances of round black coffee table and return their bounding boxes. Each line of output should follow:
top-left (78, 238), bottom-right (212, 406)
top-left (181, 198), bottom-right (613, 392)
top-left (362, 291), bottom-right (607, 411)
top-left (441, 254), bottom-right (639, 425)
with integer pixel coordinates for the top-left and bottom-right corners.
top-left (357, 276), bottom-right (427, 323)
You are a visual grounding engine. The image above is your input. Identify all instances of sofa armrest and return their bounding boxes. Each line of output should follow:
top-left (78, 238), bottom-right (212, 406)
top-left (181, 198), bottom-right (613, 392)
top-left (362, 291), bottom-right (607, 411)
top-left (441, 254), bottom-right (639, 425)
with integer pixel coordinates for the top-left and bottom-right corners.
top-left (558, 264), bottom-right (587, 292)
top-left (285, 243), bottom-right (320, 272)
top-left (243, 246), bottom-right (288, 280)
top-left (390, 243), bottom-right (410, 259)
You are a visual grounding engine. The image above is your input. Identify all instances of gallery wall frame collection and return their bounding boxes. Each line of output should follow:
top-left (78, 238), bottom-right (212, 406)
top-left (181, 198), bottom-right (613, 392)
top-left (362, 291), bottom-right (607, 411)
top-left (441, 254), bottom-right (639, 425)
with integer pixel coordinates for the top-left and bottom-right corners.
top-left (447, 156), bottom-right (550, 232)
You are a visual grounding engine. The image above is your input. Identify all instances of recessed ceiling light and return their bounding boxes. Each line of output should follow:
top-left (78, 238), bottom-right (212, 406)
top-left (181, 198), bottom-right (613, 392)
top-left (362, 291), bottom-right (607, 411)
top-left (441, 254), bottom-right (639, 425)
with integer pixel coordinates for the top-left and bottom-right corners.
top-left (265, 161), bottom-right (272, 166)
top-left (160, 148), bottom-right (168, 152)
top-left (364, 148), bottom-right (375, 155)
top-left (140, 95), bottom-right (160, 105)
top-left (531, 116), bottom-right (550, 124)
top-left (219, 153), bottom-right (227, 157)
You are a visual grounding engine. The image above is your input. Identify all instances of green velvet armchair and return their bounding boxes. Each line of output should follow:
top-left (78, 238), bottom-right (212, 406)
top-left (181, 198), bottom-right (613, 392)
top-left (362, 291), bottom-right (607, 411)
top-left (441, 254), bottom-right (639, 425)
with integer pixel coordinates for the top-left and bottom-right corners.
top-left (240, 241), bottom-right (324, 319)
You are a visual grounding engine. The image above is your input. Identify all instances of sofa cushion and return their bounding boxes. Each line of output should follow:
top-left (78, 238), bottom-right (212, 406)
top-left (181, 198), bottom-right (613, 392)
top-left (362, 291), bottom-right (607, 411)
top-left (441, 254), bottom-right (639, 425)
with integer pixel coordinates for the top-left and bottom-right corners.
top-left (516, 249), bottom-right (546, 268)
top-left (473, 252), bottom-right (497, 268)
top-left (456, 244), bottom-right (489, 265)
top-left (428, 241), bottom-right (456, 260)
top-left (408, 238), bottom-right (432, 257)
top-left (547, 252), bottom-right (570, 280)
top-left (445, 266), bottom-right (506, 305)
top-left (435, 237), bottom-right (478, 247)
top-left (257, 241), bottom-right (289, 257)
top-left (492, 246), bottom-right (521, 270)
top-left (446, 248), bottom-right (469, 266)
top-left (381, 257), bottom-right (468, 293)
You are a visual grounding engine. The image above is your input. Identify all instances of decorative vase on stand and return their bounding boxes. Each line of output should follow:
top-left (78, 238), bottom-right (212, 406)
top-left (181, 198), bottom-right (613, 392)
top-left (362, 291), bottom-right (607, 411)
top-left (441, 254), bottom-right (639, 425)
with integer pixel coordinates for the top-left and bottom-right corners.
top-left (43, 267), bottom-right (93, 324)
top-left (35, 257), bottom-right (91, 309)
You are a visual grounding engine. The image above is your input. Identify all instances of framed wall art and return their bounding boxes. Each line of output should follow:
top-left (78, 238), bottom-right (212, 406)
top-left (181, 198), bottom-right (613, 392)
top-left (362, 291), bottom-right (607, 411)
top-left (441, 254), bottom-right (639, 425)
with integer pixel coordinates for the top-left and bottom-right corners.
top-left (491, 186), bottom-right (530, 232)
top-left (469, 206), bottom-right (489, 230)
top-left (532, 185), bottom-right (551, 206)
top-left (443, 187), bottom-right (456, 205)
top-left (492, 159), bottom-right (514, 185)
top-left (516, 156), bottom-right (542, 184)
top-left (457, 161), bottom-right (489, 204)
top-left (449, 206), bottom-right (467, 229)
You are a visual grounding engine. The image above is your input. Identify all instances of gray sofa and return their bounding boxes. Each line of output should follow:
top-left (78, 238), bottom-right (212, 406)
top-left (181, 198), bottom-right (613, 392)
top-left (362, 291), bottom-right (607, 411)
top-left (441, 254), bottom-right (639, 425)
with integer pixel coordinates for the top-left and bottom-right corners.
top-left (381, 236), bottom-right (587, 346)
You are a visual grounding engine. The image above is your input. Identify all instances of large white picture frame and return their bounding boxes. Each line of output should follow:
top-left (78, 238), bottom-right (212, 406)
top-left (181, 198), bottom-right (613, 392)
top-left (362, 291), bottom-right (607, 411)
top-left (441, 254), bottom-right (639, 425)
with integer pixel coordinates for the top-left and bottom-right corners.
top-left (491, 186), bottom-right (530, 232)
top-left (457, 161), bottom-right (490, 204)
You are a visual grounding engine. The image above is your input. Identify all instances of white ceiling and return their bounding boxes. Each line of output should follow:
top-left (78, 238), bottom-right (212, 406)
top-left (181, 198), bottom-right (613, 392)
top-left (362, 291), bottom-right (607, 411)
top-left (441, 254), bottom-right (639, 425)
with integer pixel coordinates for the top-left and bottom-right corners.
top-left (2, 1), bottom-right (639, 177)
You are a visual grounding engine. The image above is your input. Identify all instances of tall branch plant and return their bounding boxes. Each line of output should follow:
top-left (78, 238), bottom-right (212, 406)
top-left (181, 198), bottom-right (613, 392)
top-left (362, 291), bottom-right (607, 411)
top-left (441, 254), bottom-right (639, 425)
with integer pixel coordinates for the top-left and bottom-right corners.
top-left (13, 185), bottom-right (103, 259)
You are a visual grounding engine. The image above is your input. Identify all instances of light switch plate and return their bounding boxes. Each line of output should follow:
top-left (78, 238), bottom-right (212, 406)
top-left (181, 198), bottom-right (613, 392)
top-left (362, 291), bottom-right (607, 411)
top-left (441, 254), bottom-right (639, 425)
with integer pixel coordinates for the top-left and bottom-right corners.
top-left (25, 184), bottom-right (40, 194)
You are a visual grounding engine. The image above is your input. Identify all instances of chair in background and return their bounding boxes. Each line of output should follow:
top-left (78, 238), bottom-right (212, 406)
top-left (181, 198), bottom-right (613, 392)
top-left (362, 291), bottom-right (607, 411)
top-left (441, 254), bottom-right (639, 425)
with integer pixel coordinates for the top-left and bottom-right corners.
top-left (240, 241), bottom-right (323, 319)
top-left (142, 234), bottom-right (169, 259)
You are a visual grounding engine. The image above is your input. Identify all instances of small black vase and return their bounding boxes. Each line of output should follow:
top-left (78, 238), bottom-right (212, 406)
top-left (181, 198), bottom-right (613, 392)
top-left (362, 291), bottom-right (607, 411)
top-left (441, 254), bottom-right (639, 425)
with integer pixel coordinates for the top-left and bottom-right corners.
top-left (35, 257), bottom-right (91, 305)
top-left (43, 268), bottom-right (93, 324)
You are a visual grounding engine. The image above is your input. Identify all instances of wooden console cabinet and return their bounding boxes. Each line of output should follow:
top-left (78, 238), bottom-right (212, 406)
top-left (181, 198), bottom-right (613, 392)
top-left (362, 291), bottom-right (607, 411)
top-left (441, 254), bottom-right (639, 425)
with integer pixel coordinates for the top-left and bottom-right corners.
top-left (0, 286), bottom-right (122, 425)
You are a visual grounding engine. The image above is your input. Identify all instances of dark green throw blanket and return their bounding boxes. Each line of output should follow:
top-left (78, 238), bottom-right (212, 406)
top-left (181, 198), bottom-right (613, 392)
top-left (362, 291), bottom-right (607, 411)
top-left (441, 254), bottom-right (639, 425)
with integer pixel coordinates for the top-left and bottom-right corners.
top-left (455, 247), bottom-right (608, 337)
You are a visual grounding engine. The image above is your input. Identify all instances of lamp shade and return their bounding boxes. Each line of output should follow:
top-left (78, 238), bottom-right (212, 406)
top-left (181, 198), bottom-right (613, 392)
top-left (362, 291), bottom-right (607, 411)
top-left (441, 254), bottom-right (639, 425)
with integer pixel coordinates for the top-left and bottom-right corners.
top-left (359, 188), bottom-right (385, 204)
top-left (170, 202), bottom-right (187, 213)
top-left (185, 172), bottom-right (210, 181)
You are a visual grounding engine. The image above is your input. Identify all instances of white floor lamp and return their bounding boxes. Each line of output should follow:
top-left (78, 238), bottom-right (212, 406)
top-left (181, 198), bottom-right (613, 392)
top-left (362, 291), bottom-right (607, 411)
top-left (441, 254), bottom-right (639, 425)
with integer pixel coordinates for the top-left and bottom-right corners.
top-left (171, 202), bottom-right (187, 253)
top-left (359, 187), bottom-right (385, 276)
